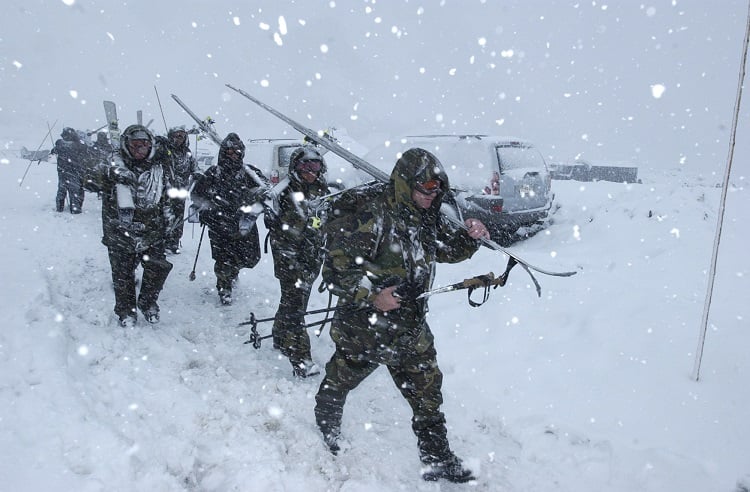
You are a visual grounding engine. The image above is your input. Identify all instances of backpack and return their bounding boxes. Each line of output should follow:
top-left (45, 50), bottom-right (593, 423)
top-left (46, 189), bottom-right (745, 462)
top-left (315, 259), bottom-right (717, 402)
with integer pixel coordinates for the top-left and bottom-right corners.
top-left (320, 179), bottom-right (387, 233)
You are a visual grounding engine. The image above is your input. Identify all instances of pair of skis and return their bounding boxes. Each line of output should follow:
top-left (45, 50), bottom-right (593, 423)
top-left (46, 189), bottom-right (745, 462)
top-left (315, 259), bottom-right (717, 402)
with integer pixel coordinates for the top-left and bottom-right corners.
top-left (102, 101), bottom-right (137, 222)
top-left (223, 84), bottom-right (576, 296)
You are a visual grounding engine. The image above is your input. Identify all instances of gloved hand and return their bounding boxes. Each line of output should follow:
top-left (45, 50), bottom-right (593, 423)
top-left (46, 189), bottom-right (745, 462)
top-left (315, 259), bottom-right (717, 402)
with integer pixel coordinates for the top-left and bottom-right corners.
top-left (111, 167), bottom-right (137, 186)
top-left (238, 202), bottom-right (264, 235)
top-left (248, 187), bottom-right (270, 205)
top-left (263, 208), bottom-right (281, 231)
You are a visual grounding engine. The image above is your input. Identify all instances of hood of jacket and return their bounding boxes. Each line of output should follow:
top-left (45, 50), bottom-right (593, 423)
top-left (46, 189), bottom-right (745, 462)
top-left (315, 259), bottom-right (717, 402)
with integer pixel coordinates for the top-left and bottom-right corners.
top-left (119, 124), bottom-right (157, 171)
top-left (386, 147), bottom-right (450, 222)
top-left (61, 127), bottom-right (78, 142)
top-left (167, 126), bottom-right (190, 151)
top-left (218, 132), bottom-right (245, 172)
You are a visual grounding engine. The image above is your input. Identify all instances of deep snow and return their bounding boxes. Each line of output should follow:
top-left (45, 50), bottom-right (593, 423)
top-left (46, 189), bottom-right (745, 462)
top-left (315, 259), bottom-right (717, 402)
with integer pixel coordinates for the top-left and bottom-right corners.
top-left (1, 156), bottom-right (748, 491)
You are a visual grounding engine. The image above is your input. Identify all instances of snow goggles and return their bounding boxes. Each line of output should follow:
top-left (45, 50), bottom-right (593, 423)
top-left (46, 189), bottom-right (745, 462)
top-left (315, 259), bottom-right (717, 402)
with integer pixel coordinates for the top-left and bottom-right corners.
top-left (128, 139), bottom-right (152, 151)
top-left (225, 148), bottom-right (243, 157)
top-left (414, 178), bottom-right (443, 195)
top-left (296, 159), bottom-right (323, 173)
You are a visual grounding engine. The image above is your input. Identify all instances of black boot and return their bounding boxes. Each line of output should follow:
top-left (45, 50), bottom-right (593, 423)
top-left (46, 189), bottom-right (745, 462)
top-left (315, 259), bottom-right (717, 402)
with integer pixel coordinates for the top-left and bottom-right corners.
top-left (218, 288), bottom-right (232, 305)
top-left (291, 359), bottom-right (320, 378)
top-left (315, 388), bottom-right (344, 455)
top-left (322, 430), bottom-right (340, 455)
top-left (137, 299), bottom-right (160, 324)
top-left (421, 454), bottom-right (475, 483)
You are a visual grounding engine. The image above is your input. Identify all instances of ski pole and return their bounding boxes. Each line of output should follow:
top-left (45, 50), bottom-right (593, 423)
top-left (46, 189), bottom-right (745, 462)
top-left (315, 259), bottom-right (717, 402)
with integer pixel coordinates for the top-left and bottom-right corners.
top-left (154, 85), bottom-right (169, 134)
top-left (237, 305), bottom-right (344, 327)
top-left (241, 304), bottom-right (361, 349)
top-left (242, 314), bottom-right (334, 350)
top-left (19, 119), bottom-right (58, 187)
top-left (189, 224), bottom-right (206, 281)
top-left (415, 258), bottom-right (518, 307)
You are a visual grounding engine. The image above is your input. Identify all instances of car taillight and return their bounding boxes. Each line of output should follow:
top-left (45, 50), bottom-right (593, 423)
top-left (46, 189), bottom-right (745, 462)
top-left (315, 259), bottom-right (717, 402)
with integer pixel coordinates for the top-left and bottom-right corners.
top-left (491, 203), bottom-right (503, 213)
top-left (489, 172), bottom-right (500, 195)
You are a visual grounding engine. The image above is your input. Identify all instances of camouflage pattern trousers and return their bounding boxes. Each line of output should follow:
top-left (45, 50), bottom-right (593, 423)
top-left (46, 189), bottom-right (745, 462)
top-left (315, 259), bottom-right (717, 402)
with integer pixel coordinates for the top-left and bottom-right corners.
top-left (107, 245), bottom-right (173, 319)
top-left (272, 275), bottom-right (314, 364)
top-left (314, 342), bottom-right (454, 463)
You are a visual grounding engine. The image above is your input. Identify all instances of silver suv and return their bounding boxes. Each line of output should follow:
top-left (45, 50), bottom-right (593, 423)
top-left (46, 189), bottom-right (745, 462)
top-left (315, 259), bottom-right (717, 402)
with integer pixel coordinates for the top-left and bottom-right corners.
top-left (369, 135), bottom-right (554, 243)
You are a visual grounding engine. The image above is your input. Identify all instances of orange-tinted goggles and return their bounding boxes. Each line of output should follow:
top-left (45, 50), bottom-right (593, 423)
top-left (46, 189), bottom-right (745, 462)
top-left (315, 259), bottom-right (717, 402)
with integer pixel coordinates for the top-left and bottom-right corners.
top-left (296, 159), bottom-right (322, 173)
top-left (414, 178), bottom-right (442, 195)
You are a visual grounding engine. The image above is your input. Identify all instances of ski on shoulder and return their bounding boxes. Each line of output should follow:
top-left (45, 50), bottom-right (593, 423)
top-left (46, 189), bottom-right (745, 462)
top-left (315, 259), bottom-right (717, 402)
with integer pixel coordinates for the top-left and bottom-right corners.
top-left (170, 94), bottom-right (223, 146)
top-left (103, 100), bottom-right (121, 149)
top-left (169, 93), bottom-right (291, 210)
top-left (224, 83), bottom-right (577, 295)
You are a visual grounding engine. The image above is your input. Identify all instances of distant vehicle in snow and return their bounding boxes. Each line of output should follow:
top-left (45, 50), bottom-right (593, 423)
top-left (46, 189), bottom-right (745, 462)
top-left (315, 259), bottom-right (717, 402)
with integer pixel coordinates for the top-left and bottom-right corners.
top-left (19, 147), bottom-right (51, 162)
top-left (550, 160), bottom-right (639, 183)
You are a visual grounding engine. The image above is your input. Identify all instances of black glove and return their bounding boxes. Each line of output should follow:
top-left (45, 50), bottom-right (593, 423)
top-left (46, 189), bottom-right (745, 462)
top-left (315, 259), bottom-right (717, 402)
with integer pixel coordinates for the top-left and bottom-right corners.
top-left (111, 167), bottom-right (137, 186)
top-left (263, 208), bottom-right (281, 230)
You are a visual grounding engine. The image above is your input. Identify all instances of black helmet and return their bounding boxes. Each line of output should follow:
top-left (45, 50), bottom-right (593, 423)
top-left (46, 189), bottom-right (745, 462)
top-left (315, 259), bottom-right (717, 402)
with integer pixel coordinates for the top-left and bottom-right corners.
top-left (120, 124), bottom-right (155, 160)
top-left (61, 127), bottom-right (78, 141)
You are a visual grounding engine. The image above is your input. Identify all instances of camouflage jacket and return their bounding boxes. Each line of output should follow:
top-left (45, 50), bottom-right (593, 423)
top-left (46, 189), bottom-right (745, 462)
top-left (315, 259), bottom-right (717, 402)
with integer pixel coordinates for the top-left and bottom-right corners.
top-left (191, 160), bottom-right (267, 238)
top-left (266, 163), bottom-right (330, 282)
top-left (51, 136), bottom-right (89, 176)
top-left (323, 148), bottom-right (480, 362)
top-left (166, 145), bottom-right (199, 190)
top-left (86, 141), bottom-right (175, 252)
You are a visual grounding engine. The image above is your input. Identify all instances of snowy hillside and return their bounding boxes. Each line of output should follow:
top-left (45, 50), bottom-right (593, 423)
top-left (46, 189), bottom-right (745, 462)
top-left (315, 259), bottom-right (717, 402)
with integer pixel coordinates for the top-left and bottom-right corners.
top-left (1, 158), bottom-right (748, 491)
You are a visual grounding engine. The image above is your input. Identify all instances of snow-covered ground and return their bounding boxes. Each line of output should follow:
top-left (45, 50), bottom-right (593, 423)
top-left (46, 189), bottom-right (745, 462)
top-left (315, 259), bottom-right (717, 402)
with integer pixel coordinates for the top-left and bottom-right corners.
top-left (1, 158), bottom-right (747, 491)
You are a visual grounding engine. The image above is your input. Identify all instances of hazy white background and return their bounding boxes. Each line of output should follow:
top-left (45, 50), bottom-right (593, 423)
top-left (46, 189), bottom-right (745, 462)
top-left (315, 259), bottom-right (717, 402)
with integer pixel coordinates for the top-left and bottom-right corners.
top-left (2, 0), bottom-right (749, 170)
top-left (1, 1), bottom-right (749, 491)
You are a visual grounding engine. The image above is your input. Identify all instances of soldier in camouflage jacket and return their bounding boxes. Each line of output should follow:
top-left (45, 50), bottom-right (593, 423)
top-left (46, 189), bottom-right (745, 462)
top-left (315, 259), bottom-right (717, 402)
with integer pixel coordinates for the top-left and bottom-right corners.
top-left (265, 146), bottom-right (330, 378)
top-left (85, 124), bottom-right (175, 326)
top-left (314, 147), bottom-right (490, 483)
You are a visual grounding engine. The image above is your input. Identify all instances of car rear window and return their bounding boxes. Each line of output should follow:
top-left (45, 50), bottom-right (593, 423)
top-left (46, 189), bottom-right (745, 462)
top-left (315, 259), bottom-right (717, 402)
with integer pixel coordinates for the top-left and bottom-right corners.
top-left (495, 143), bottom-right (547, 173)
top-left (395, 139), bottom-right (496, 192)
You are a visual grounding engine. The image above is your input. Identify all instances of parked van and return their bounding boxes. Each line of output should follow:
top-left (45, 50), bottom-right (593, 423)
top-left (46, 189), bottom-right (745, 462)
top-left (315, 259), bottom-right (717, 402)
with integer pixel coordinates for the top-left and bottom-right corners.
top-left (244, 138), bottom-right (302, 185)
